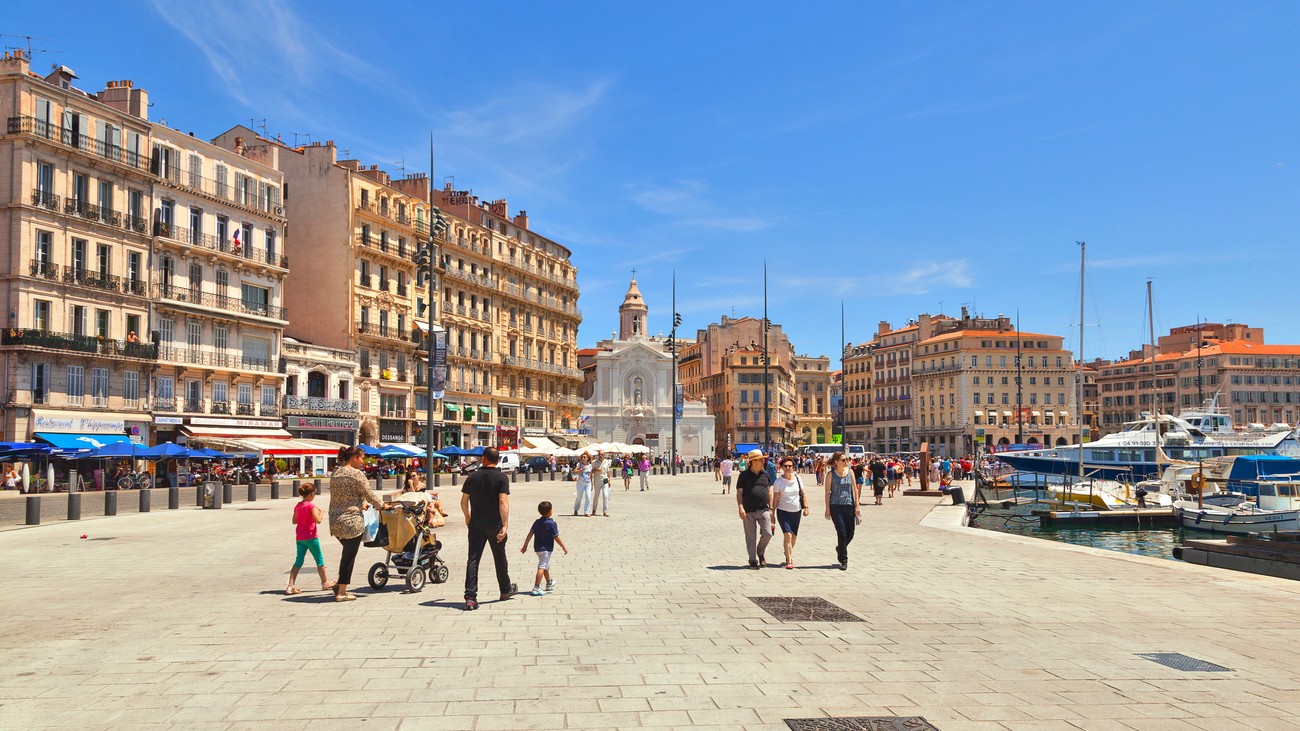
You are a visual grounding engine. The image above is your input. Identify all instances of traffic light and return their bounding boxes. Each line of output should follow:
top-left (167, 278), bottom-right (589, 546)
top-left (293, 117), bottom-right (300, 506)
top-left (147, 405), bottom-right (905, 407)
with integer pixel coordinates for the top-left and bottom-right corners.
top-left (673, 312), bottom-right (682, 328)
top-left (415, 245), bottom-right (431, 270)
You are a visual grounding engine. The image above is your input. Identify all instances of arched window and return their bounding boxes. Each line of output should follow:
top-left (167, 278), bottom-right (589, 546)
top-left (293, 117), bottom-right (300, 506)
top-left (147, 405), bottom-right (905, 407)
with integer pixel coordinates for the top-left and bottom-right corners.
top-left (307, 371), bottom-right (327, 398)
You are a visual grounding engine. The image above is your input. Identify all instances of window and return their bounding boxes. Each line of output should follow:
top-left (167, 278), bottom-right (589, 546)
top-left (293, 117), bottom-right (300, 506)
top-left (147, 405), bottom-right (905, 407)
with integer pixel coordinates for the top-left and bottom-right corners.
top-left (31, 363), bottom-right (50, 404)
top-left (216, 268), bottom-right (229, 291)
top-left (212, 381), bottom-right (228, 405)
top-left (33, 300), bottom-right (51, 332)
top-left (241, 335), bottom-right (271, 370)
top-left (188, 154), bottom-right (202, 188)
top-left (35, 231), bottom-right (52, 266)
top-left (214, 325), bottom-right (229, 351)
top-left (189, 262), bottom-right (202, 289)
top-left (69, 305), bottom-right (88, 336)
top-left (241, 223), bottom-right (253, 255)
top-left (98, 180), bottom-right (113, 212)
top-left (241, 283), bottom-right (269, 315)
top-left (156, 376), bottom-right (174, 401)
top-left (37, 162), bottom-right (53, 195)
top-left (216, 215), bottom-right (228, 247)
top-left (189, 206), bottom-right (202, 243)
top-left (266, 229), bottom-right (277, 261)
top-left (95, 310), bottom-right (110, 339)
top-left (66, 365), bottom-right (85, 406)
top-left (238, 383), bottom-right (253, 405)
top-left (126, 314), bottom-right (140, 341)
top-left (90, 368), bottom-right (109, 407)
top-left (261, 386), bottom-right (276, 406)
top-left (123, 371), bottom-right (139, 406)
top-left (127, 252), bottom-right (141, 286)
top-left (72, 239), bottom-right (87, 275)
top-left (159, 317), bottom-right (175, 343)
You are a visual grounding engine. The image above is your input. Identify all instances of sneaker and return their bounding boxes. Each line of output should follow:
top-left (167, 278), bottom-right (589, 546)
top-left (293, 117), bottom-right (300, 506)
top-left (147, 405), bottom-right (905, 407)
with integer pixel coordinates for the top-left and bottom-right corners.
top-left (530, 587), bottom-right (545, 597)
top-left (839, 560), bottom-right (848, 571)
top-left (545, 580), bottom-right (556, 592)
top-left (464, 598), bottom-right (479, 611)
top-left (500, 583), bottom-right (518, 601)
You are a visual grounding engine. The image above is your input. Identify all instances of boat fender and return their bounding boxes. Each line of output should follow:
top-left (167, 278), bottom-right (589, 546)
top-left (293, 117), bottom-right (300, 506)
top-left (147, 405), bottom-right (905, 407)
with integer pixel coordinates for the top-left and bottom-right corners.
top-left (1195, 511), bottom-right (1205, 525)
top-left (1223, 513), bottom-right (1232, 524)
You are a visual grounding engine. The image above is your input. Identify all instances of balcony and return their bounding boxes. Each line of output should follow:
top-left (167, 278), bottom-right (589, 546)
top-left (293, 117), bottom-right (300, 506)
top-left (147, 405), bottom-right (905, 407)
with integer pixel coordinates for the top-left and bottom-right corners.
top-left (31, 189), bottom-right (59, 211)
top-left (154, 284), bottom-right (287, 321)
top-left (184, 398), bottom-right (203, 413)
top-left (356, 232), bottom-right (416, 265)
top-left (501, 282), bottom-right (580, 318)
top-left (154, 221), bottom-right (287, 269)
top-left (236, 402), bottom-right (257, 416)
top-left (501, 355), bottom-right (581, 378)
top-left (355, 321), bottom-right (410, 342)
top-left (29, 259), bottom-right (58, 280)
top-left (444, 266), bottom-right (495, 289)
top-left (63, 268), bottom-right (121, 294)
top-left (30, 189), bottom-right (149, 237)
top-left (356, 200), bottom-right (420, 232)
top-left (64, 199), bottom-right (122, 228)
top-left (153, 397), bottom-right (177, 412)
top-left (8, 116), bottom-right (152, 173)
top-left (156, 346), bottom-right (276, 373)
top-left (260, 403), bottom-right (278, 417)
top-left (283, 395), bottom-right (360, 414)
top-left (1, 328), bottom-right (158, 360)
top-left (210, 400), bottom-right (231, 415)
top-left (171, 169), bottom-right (284, 220)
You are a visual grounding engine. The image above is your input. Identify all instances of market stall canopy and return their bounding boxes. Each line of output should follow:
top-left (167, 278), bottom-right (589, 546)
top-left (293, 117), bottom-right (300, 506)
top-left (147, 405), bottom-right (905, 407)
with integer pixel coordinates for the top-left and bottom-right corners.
top-left (359, 444), bottom-right (385, 456)
top-left (188, 447), bottom-right (232, 460)
top-left (0, 441), bottom-right (53, 458)
top-left (181, 425), bottom-right (294, 439)
top-left (520, 436), bottom-right (561, 456)
top-left (187, 437), bottom-right (342, 458)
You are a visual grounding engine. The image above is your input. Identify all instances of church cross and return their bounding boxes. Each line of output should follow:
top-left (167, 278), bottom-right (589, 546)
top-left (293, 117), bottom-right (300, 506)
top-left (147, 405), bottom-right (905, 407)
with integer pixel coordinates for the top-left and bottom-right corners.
top-left (630, 267), bottom-right (638, 279)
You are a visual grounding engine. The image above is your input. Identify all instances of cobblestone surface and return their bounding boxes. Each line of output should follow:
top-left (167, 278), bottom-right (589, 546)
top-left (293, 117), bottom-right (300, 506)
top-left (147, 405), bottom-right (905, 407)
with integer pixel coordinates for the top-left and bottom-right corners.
top-left (3, 471), bottom-right (1300, 730)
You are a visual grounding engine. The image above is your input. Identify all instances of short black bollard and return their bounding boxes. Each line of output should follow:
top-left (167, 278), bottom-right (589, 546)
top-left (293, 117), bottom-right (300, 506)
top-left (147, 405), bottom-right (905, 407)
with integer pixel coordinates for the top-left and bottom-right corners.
top-left (196, 483), bottom-right (205, 507)
top-left (551, 470), bottom-right (556, 481)
top-left (511, 470), bottom-right (518, 483)
top-left (314, 478), bottom-right (322, 494)
top-left (25, 495), bottom-right (40, 525)
top-left (168, 487), bottom-right (179, 510)
top-left (375, 476), bottom-right (383, 493)
top-left (434, 473), bottom-right (441, 488)
top-left (396, 474), bottom-right (405, 491)
top-left (451, 472), bottom-right (458, 487)
top-left (139, 488), bottom-right (150, 513)
top-left (223, 483), bottom-right (233, 504)
top-left (104, 490), bottom-right (117, 516)
top-left (524, 471), bottom-right (530, 483)
top-left (67, 492), bottom-right (82, 521)
top-left (248, 482), bottom-right (258, 502)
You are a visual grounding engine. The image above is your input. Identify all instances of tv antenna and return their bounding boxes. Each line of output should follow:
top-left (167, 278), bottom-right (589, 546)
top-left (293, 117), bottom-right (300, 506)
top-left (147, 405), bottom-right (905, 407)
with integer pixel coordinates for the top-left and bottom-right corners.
top-left (1, 34), bottom-right (55, 59)
top-left (394, 156), bottom-right (406, 177)
top-left (247, 118), bottom-right (267, 138)
top-left (290, 132), bottom-right (311, 146)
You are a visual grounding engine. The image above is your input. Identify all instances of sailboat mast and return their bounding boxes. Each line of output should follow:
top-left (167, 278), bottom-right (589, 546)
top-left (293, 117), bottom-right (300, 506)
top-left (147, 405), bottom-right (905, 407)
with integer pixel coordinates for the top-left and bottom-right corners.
top-left (1077, 241), bottom-right (1085, 483)
top-left (1148, 278), bottom-right (1160, 480)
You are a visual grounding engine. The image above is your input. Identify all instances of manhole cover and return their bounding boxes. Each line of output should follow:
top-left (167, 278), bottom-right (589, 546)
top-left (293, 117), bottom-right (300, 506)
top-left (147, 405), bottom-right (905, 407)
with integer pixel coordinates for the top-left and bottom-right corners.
top-left (1136, 653), bottom-right (1231, 672)
top-left (750, 596), bottom-right (862, 622)
top-left (786, 718), bottom-right (939, 731)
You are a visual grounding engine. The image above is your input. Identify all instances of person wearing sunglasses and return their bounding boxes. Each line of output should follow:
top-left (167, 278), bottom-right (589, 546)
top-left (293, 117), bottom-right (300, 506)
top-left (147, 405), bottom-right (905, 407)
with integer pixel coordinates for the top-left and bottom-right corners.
top-left (822, 451), bottom-right (860, 571)
top-left (770, 457), bottom-right (809, 569)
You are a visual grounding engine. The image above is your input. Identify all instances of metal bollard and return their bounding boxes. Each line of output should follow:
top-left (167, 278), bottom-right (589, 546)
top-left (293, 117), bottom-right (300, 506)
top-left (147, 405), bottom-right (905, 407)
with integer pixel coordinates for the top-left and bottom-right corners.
top-left (168, 487), bottom-right (179, 510)
top-left (396, 474), bottom-right (405, 491)
top-left (223, 483), bottom-right (233, 504)
top-left (511, 470), bottom-right (518, 483)
top-left (67, 492), bottom-right (82, 521)
top-left (451, 472), bottom-right (458, 487)
top-left (434, 473), bottom-right (441, 488)
top-left (196, 483), bottom-right (205, 506)
top-left (248, 482), bottom-right (258, 502)
top-left (551, 470), bottom-right (556, 481)
top-left (375, 476), bottom-right (383, 493)
top-left (104, 490), bottom-right (117, 516)
top-left (138, 487), bottom-right (150, 513)
top-left (25, 495), bottom-right (40, 525)
top-left (314, 478), bottom-right (322, 494)
top-left (524, 471), bottom-right (530, 483)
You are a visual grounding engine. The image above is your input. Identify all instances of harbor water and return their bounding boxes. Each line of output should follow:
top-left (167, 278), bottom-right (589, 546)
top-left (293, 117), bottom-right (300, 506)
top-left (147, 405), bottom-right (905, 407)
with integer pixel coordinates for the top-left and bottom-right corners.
top-left (969, 492), bottom-right (1219, 561)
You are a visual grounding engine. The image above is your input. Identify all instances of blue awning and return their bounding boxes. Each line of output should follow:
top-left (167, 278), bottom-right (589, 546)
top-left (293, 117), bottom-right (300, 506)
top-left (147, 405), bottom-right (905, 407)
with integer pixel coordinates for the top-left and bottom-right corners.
top-left (34, 433), bottom-right (131, 452)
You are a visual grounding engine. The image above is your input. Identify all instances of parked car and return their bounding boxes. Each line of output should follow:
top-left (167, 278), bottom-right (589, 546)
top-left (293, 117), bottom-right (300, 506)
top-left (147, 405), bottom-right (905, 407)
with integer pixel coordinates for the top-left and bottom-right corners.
top-left (496, 452), bottom-right (520, 473)
top-left (519, 456), bottom-right (551, 474)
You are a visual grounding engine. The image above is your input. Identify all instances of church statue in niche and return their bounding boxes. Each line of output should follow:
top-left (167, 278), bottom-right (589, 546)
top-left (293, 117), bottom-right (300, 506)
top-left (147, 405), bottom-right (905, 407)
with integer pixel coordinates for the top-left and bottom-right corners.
top-left (633, 376), bottom-right (643, 405)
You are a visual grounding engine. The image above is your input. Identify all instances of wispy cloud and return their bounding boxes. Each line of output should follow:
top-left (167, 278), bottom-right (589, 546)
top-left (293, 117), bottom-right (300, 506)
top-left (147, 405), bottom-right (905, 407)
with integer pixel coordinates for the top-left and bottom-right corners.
top-left (628, 179), bottom-right (772, 232)
top-left (872, 260), bottom-right (973, 296)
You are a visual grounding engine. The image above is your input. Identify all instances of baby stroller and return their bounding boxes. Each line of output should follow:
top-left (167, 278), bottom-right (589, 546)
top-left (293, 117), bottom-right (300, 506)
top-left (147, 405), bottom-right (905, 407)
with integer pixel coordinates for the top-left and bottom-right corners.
top-left (364, 498), bottom-right (449, 592)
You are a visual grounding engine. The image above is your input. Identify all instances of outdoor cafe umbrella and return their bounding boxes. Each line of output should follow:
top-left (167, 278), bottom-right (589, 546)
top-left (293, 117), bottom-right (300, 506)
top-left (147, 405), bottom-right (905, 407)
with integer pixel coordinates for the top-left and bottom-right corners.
top-left (84, 442), bottom-right (144, 459)
top-left (358, 444), bottom-right (385, 457)
top-left (140, 442), bottom-right (198, 459)
top-left (188, 447), bottom-right (232, 460)
top-left (439, 446), bottom-right (470, 456)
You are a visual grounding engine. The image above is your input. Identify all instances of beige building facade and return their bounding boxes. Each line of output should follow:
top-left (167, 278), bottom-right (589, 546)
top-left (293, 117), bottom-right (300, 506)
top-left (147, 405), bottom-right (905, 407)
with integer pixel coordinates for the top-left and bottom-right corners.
top-left (791, 354), bottom-right (832, 445)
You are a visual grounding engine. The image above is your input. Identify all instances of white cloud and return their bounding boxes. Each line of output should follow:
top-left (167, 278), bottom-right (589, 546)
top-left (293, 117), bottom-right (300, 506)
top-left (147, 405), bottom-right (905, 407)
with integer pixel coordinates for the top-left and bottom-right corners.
top-left (876, 260), bottom-right (973, 295)
top-left (628, 179), bottom-right (771, 232)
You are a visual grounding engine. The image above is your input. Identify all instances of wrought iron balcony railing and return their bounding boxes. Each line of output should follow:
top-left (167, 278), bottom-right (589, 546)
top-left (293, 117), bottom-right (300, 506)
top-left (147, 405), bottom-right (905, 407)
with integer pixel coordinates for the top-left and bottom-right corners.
top-left (8, 116), bottom-right (152, 172)
top-left (153, 284), bottom-right (287, 321)
top-left (1, 328), bottom-right (158, 359)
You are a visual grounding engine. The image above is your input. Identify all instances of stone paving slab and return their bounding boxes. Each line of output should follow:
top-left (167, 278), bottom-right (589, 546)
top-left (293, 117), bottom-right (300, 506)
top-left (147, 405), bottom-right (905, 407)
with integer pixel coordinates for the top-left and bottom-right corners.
top-left (2, 471), bottom-right (1300, 730)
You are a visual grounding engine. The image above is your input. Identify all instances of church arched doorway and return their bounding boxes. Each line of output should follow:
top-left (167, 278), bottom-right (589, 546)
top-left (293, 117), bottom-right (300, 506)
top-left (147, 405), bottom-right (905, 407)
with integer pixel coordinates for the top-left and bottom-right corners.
top-left (632, 436), bottom-right (645, 445)
top-left (816, 427), bottom-right (826, 442)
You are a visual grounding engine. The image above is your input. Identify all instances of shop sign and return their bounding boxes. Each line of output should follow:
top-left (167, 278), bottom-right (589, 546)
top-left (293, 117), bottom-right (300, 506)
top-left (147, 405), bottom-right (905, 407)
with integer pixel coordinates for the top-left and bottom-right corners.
top-left (380, 419), bottom-right (407, 443)
top-left (154, 416), bottom-right (184, 425)
top-left (32, 411), bottom-right (124, 433)
top-left (523, 428), bottom-right (546, 436)
top-left (290, 417), bottom-right (359, 431)
top-left (189, 416), bottom-right (282, 429)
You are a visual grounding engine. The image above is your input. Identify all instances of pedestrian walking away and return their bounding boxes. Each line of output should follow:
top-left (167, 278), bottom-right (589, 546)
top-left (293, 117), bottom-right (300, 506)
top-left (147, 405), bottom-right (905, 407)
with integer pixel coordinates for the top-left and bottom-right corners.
top-left (519, 501), bottom-right (568, 596)
top-left (286, 482), bottom-right (336, 595)
top-left (869, 456), bottom-right (887, 505)
top-left (736, 449), bottom-right (773, 568)
top-left (572, 454), bottom-right (593, 516)
top-left (823, 451), bottom-right (861, 570)
top-left (720, 457), bottom-right (734, 494)
top-left (328, 445), bottom-right (392, 602)
top-left (460, 447), bottom-right (517, 610)
top-left (770, 456), bottom-right (809, 569)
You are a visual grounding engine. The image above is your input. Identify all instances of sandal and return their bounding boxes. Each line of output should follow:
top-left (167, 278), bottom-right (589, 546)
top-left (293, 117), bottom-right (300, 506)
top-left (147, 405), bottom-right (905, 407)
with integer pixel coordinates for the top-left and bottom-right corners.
top-left (321, 581), bottom-right (337, 592)
top-left (334, 593), bottom-right (357, 602)
top-left (285, 587), bottom-right (302, 595)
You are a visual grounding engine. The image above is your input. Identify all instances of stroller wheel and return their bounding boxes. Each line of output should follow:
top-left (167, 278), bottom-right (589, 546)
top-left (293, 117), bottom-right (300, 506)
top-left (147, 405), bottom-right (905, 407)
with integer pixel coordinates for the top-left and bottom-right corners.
top-left (405, 567), bottom-right (426, 593)
top-left (367, 563), bottom-right (389, 590)
top-left (431, 564), bottom-right (449, 584)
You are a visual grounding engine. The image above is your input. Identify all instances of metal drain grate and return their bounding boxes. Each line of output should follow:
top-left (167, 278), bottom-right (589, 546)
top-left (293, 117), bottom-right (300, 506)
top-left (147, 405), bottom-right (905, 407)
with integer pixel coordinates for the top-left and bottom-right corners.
top-left (1136, 653), bottom-right (1231, 672)
top-left (785, 718), bottom-right (939, 731)
top-left (750, 596), bottom-right (862, 622)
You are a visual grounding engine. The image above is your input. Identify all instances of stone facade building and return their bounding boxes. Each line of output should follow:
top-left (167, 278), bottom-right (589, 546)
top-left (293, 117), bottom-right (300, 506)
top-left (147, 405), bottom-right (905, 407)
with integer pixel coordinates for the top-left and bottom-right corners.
top-left (280, 337), bottom-right (360, 444)
top-left (791, 354), bottom-right (833, 445)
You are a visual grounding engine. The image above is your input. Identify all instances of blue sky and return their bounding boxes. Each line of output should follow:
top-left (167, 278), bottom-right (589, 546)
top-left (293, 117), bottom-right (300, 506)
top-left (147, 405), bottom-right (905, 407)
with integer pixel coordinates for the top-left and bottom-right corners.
top-left (8, 1), bottom-right (1297, 362)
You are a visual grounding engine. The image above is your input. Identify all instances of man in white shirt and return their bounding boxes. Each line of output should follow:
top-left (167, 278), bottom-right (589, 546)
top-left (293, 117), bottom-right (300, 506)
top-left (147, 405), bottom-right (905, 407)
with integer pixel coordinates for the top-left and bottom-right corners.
top-left (720, 457), bottom-right (734, 494)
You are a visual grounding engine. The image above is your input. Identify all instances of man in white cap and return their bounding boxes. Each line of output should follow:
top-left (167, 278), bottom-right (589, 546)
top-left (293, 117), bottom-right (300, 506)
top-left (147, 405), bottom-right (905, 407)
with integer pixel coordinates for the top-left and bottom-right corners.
top-left (735, 448), bottom-right (773, 568)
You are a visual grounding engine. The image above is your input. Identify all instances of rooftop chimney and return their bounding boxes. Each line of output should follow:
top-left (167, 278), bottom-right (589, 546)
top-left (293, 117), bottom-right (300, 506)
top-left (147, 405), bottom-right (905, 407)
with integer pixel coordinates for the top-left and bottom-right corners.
top-left (513, 210), bottom-right (529, 230)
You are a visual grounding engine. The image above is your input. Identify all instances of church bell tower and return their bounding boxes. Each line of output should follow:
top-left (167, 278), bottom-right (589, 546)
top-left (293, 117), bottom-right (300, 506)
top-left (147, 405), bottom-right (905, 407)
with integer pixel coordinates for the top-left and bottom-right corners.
top-left (619, 277), bottom-right (648, 340)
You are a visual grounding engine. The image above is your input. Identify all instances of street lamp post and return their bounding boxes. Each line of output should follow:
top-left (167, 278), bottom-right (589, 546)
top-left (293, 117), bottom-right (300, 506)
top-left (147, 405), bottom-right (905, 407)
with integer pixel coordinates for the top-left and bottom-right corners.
top-left (1015, 310), bottom-right (1024, 445)
top-left (762, 261), bottom-right (770, 454)
top-left (416, 209), bottom-right (449, 475)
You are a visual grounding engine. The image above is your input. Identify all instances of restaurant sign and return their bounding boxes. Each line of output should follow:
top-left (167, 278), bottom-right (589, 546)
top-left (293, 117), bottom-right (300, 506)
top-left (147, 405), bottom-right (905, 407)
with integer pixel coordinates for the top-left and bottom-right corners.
top-left (189, 416), bottom-right (283, 429)
top-left (32, 411), bottom-right (124, 433)
top-left (290, 417), bottom-right (359, 431)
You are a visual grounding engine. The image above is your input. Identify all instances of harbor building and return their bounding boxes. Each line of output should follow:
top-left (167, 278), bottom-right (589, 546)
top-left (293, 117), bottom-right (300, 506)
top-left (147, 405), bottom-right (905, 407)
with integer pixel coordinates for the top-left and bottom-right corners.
top-left (1095, 323), bottom-right (1300, 435)
top-left (0, 54), bottom-right (158, 444)
top-left (211, 129), bottom-right (431, 446)
top-left (913, 310), bottom-right (1078, 457)
top-left (578, 277), bottom-right (713, 458)
top-left (431, 184), bottom-right (583, 451)
top-left (791, 354), bottom-right (833, 445)
top-left (280, 337), bottom-right (360, 445)
top-left (842, 315), bottom-right (953, 453)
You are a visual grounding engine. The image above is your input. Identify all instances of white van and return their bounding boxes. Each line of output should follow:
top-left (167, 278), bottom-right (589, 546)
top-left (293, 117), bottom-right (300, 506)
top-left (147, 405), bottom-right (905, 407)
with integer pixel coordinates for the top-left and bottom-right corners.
top-left (496, 452), bottom-right (521, 473)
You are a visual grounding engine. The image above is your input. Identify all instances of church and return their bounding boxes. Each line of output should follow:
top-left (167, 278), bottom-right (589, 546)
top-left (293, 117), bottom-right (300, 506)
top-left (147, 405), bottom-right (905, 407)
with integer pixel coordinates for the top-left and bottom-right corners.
top-left (578, 278), bottom-right (715, 460)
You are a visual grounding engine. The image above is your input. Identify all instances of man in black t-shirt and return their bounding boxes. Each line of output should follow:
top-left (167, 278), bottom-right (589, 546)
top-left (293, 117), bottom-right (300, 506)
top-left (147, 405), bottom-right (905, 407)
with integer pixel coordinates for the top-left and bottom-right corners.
top-left (460, 447), bottom-right (516, 610)
top-left (735, 449), bottom-right (773, 568)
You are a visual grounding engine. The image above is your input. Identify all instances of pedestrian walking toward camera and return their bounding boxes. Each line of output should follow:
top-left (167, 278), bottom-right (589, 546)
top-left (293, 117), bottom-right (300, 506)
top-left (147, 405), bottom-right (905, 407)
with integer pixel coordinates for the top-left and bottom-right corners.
top-left (771, 456), bottom-right (809, 569)
top-left (823, 451), bottom-right (861, 570)
top-left (461, 447), bottom-right (516, 610)
top-left (639, 456), bottom-right (651, 491)
top-left (590, 452), bottom-right (611, 516)
top-left (519, 501), bottom-right (568, 596)
top-left (328, 445), bottom-right (391, 602)
top-left (622, 456), bottom-right (633, 491)
top-left (713, 458), bottom-right (721, 482)
top-left (286, 482), bottom-right (335, 595)
top-left (736, 449), bottom-right (773, 568)
top-left (573, 454), bottom-right (593, 516)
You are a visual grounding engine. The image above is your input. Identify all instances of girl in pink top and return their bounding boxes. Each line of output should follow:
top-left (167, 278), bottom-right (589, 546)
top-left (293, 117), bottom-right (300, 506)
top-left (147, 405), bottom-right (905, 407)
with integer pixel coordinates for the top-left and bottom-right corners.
top-left (286, 483), bottom-right (335, 595)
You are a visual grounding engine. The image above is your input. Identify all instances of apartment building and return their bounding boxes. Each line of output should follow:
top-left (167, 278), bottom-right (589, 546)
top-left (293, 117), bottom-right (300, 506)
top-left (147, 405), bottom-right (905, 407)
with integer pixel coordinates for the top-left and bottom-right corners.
top-left (211, 130), bottom-right (430, 445)
top-left (1094, 324), bottom-right (1300, 434)
top-left (0, 56), bottom-right (158, 443)
top-left (431, 185), bottom-right (582, 450)
top-left (148, 124), bottom-right (287, 444)
top-left (842, 315), bottom-right (951, 453)
top-left (791, 354), bottom-right (832, 445)
top-left (913, 311), bottom-right (1077, 457)
top-left (281, 337), bottom-right (360, 445)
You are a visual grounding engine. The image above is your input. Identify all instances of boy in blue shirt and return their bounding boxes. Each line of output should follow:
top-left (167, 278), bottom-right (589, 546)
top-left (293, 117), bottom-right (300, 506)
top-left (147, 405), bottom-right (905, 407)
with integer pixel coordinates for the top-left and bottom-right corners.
top-left (519, 501), bottom-right (568, 596)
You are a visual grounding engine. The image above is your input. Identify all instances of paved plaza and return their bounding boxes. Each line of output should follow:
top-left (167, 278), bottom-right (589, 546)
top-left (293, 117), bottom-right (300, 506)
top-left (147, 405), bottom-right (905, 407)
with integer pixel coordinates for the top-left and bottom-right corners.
top-left (3, 471), bottom-right (1300, 731)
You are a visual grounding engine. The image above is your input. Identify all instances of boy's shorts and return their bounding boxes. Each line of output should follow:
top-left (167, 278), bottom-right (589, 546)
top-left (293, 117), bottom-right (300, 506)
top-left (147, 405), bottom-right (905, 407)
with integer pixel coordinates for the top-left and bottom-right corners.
top-left (535, 550), bottom-right (552, 570)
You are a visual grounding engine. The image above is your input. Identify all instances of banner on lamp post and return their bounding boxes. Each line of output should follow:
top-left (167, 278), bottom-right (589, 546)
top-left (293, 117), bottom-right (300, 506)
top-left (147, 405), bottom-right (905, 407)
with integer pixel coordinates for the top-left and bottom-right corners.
top-left (674, 384), bottom-right (684, 422)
